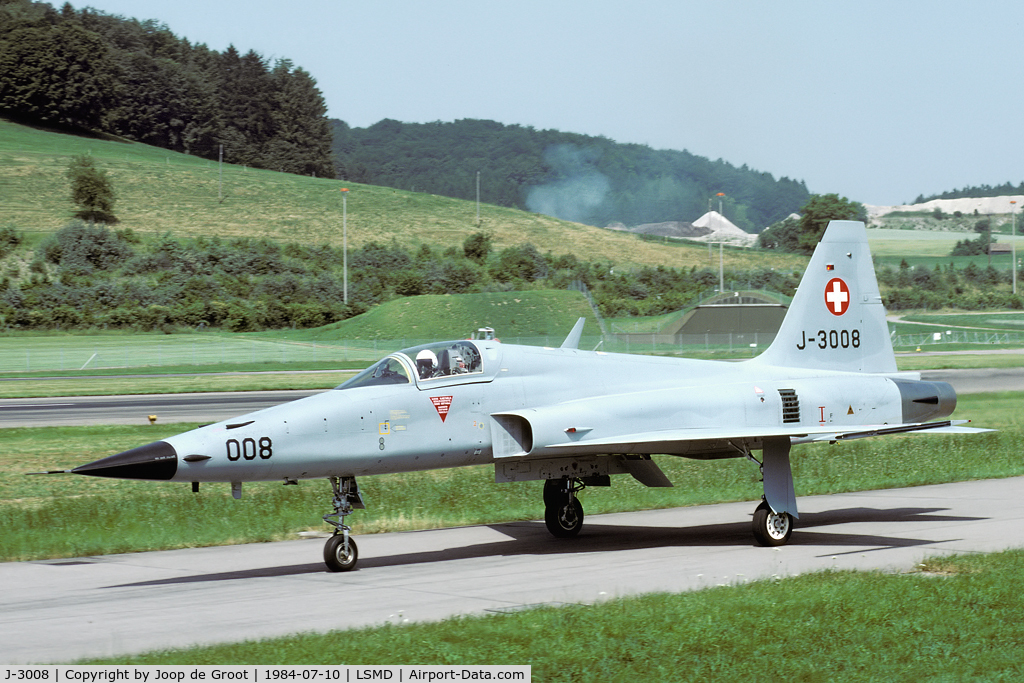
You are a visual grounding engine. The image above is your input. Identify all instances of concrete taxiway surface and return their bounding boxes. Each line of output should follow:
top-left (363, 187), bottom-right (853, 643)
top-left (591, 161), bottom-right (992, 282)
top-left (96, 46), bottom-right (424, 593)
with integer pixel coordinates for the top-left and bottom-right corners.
top-left (3, 476), bottom-right (1023, 664)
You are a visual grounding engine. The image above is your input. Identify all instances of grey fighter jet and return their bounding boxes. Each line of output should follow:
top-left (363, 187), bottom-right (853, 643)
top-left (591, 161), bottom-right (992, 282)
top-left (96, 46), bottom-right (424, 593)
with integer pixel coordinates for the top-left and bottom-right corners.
top-left (68, 221), bottom-right (987, 571)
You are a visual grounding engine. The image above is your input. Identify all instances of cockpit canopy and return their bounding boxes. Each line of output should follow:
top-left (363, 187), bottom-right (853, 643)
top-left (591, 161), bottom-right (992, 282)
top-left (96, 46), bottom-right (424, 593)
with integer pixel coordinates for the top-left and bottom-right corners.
top-left (336, 340), bottom-right (484, 390)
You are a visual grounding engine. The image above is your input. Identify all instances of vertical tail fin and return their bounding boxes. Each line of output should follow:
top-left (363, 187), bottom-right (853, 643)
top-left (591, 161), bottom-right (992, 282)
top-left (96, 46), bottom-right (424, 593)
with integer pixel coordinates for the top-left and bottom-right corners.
top-left (753, 220), bottom-right (896, 373)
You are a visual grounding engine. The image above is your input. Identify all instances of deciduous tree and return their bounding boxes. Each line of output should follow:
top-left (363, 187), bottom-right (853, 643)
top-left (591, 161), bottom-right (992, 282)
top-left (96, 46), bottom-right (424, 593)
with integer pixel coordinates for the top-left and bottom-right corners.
top-left (796, 194), bottom-right (866, 254)
top-left (66, 154), bottom-right (116, 223)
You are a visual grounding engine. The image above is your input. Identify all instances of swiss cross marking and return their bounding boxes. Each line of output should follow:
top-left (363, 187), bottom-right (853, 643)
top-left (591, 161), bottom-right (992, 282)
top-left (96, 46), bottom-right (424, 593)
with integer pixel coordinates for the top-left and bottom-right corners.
top-left (825, 278), bottom-right (850, 316)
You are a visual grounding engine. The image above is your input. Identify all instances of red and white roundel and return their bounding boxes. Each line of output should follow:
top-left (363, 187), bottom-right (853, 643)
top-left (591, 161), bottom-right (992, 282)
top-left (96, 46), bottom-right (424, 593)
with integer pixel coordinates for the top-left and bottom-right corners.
top-left (824, 277), bottom-right (850, 316)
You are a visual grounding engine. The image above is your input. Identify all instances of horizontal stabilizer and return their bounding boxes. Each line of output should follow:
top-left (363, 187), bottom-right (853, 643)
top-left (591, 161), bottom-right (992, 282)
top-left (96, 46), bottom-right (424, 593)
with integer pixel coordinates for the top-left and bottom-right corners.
top-left (794, 420), bottom-right (994, 444)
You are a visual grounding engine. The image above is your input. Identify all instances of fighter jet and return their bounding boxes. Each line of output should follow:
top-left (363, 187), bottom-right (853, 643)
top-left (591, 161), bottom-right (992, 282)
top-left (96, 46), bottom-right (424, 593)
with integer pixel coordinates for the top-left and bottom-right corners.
top-left (67, 221), bottom-right (987, 571)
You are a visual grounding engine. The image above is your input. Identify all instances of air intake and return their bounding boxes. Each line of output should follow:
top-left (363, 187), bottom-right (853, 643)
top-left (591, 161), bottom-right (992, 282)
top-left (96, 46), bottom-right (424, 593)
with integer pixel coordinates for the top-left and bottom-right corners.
top-left (779, 389), bottom-right (800, 424)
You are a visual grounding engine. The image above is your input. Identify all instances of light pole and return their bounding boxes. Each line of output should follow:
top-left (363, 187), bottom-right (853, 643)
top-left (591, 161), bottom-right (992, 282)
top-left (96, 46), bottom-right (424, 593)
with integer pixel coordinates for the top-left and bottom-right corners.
top-left (1012, 200), bottom-right (1017, 295)
top-left (341, 188), bottom-right (349, 305)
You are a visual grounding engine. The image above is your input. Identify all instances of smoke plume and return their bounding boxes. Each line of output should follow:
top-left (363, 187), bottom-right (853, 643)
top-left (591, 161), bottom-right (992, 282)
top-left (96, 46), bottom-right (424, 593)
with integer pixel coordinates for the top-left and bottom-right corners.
top-left (525, 144), bottom-right (610, 224)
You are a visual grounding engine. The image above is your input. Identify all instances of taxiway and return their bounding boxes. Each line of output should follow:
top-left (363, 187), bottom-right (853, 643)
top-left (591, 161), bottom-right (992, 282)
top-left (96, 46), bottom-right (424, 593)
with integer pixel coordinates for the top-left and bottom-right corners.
top-left (2, 477), bottom-right (1023, 664)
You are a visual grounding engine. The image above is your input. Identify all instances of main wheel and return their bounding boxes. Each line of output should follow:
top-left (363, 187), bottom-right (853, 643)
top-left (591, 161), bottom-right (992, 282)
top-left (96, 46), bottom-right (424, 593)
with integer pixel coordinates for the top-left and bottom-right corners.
top-left (324, 534), bottom-right (358, 572)
top-left (752, 501), bottom-right (792, 547)
top-left (545, 498), bottom-right (584, 538)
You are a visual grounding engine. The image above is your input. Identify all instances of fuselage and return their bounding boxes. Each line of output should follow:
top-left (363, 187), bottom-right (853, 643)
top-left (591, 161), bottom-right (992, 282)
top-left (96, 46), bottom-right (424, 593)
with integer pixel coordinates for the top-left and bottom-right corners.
top-left (74, 338), bottom-right (955, 485)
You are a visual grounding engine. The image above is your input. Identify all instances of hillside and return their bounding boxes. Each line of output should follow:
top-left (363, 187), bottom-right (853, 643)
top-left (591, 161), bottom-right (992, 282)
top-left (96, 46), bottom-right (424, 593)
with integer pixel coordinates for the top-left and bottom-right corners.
top-left (306, 290), bottom-right (601, 341)
top-left (331, 119), bottom-right (810, 233)
top-left (0, 117), bottom-right (807, 272)
top-left (867, 196), bottom-right (1024, 220)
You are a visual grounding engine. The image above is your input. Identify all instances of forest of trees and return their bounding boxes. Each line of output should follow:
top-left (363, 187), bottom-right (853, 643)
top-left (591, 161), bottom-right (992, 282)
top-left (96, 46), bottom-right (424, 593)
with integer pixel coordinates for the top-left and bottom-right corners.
top-left (914, 182), bottom-right (1024, 204)
top-left (0, 0), bottom-right (334, 176)
top-left (331, 119), bottom-right (810, 232)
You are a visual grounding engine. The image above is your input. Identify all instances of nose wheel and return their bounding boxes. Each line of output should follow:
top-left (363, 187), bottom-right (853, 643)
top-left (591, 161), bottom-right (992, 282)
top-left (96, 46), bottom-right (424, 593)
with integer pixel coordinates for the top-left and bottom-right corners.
top-left (323, 476), bottom-right (364, 572)
top-left (324, 533), bottom-right (358, 572)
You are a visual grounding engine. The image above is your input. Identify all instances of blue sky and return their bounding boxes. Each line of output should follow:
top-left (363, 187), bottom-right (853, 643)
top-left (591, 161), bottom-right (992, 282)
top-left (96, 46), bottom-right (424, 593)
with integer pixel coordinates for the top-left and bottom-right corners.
top-left (70, 0), bottom-right (1024, 206)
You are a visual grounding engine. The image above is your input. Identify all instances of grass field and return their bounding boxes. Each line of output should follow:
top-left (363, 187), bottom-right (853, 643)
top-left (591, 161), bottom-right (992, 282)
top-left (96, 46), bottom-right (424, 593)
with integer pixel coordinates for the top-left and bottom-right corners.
top-left (867, 227), bottom-right (1024, 271)
top-left (0, 118), bottom-right (808, 272)
top-left (0, 290), bottom-right (599, 378)
top-left (901, 311), bottom-right (1024, 330)
top-left (0, 330), bottom-right (373, 375)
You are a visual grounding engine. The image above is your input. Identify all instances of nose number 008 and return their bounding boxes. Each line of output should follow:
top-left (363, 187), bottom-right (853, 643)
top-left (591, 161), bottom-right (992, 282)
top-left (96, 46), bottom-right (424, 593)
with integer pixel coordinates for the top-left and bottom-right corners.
top-left (226, 437), bottom-right (273, 461)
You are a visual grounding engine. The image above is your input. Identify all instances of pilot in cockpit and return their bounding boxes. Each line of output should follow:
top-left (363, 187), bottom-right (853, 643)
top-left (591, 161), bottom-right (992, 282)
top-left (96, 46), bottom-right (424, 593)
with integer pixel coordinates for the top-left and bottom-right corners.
top-left (415, 349), bottom-right (439, 379)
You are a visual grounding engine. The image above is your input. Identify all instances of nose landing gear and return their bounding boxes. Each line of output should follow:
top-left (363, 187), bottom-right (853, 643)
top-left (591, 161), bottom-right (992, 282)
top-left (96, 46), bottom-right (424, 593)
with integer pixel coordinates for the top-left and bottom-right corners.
top-left (323, 475), bottom-right (364, 572)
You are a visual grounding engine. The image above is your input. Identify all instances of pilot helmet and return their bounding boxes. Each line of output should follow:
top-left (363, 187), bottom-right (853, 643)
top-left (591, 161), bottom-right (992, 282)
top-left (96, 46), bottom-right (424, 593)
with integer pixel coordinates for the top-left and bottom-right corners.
top-left (415, 349), bottom-right (438, 378)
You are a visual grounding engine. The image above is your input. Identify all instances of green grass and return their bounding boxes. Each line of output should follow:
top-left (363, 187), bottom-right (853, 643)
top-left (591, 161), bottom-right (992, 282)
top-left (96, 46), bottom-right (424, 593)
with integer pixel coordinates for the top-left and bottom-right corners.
top-left (0, 289), bottom-right (600, 382)
top-left (867, 227), bottom-right (1024, 271)
top-left (893, 352), bottom-right (1024, 371)
top-left (1, 392), bottom-right (1018, 563)
top-left (901, 311), bottom-right (1024, 330)
top-left (0, 329), bottom-right (376, 375)
top-left (83, 549), bottom-right (1024, 681)
top-left (0, 370), bottom-right (356, 399)
top-left (0, 117), bottom-right (808, 271)
top-left (270, 290), bottom-right (602, 341)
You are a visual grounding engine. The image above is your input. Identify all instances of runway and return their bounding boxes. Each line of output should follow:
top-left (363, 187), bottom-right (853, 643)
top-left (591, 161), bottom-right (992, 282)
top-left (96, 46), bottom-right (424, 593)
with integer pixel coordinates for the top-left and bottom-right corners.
top-left (3, 476), bottom-right (1023, 664)
top-left (0, 390), bottom-right (319, 427)
top-left (1, 368), bottom-right (1020, 428)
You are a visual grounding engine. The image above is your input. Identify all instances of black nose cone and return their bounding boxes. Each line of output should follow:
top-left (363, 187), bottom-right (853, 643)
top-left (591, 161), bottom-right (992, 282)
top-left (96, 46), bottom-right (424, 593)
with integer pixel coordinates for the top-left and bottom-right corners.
top-left (72, 441), bottom-right (178, 480)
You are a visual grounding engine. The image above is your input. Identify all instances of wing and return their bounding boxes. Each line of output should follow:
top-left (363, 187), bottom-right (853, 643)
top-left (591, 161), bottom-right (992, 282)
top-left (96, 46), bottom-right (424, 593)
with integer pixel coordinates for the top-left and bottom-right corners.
top-left (492, 412), bottom-right (991, 461)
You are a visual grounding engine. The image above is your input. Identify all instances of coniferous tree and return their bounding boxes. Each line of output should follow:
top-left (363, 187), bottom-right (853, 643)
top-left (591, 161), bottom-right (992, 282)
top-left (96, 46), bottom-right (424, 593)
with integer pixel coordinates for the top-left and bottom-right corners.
top-left (1, 1), bottom-right (335, 178)
top-left (0, 20), bottom-right (115, 129)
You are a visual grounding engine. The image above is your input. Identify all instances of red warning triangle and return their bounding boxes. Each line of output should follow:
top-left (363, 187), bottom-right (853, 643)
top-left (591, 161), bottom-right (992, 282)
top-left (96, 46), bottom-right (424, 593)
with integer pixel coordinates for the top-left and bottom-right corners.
top-left (430, 396), bottom-right (452, 422)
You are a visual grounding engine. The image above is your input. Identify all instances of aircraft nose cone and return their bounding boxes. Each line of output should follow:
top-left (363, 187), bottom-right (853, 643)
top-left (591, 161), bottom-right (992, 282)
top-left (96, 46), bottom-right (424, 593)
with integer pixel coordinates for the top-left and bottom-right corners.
top-left (72, 441), bottom-right (178, 480)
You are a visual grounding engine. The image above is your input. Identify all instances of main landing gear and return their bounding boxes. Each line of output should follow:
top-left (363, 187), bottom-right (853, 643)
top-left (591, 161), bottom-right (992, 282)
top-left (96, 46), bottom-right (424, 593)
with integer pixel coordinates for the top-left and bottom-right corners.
top-left (750, 436), bottom-right (797, 547)
top-left (544, 478), bottom-right (585, 538)
top-left (752, 499), bottom-right (793, 546)
top-left (323, 475), bottom-right (364, 572)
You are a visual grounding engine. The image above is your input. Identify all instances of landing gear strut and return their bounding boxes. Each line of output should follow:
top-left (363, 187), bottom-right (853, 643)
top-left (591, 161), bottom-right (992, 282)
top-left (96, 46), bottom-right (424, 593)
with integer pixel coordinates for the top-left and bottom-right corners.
top-left (544, 477), bottom-right (584, 538)
top-left (751, 436), bottom-right (797, 547)
top-left (323, 476), bottom-right (364, 572)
